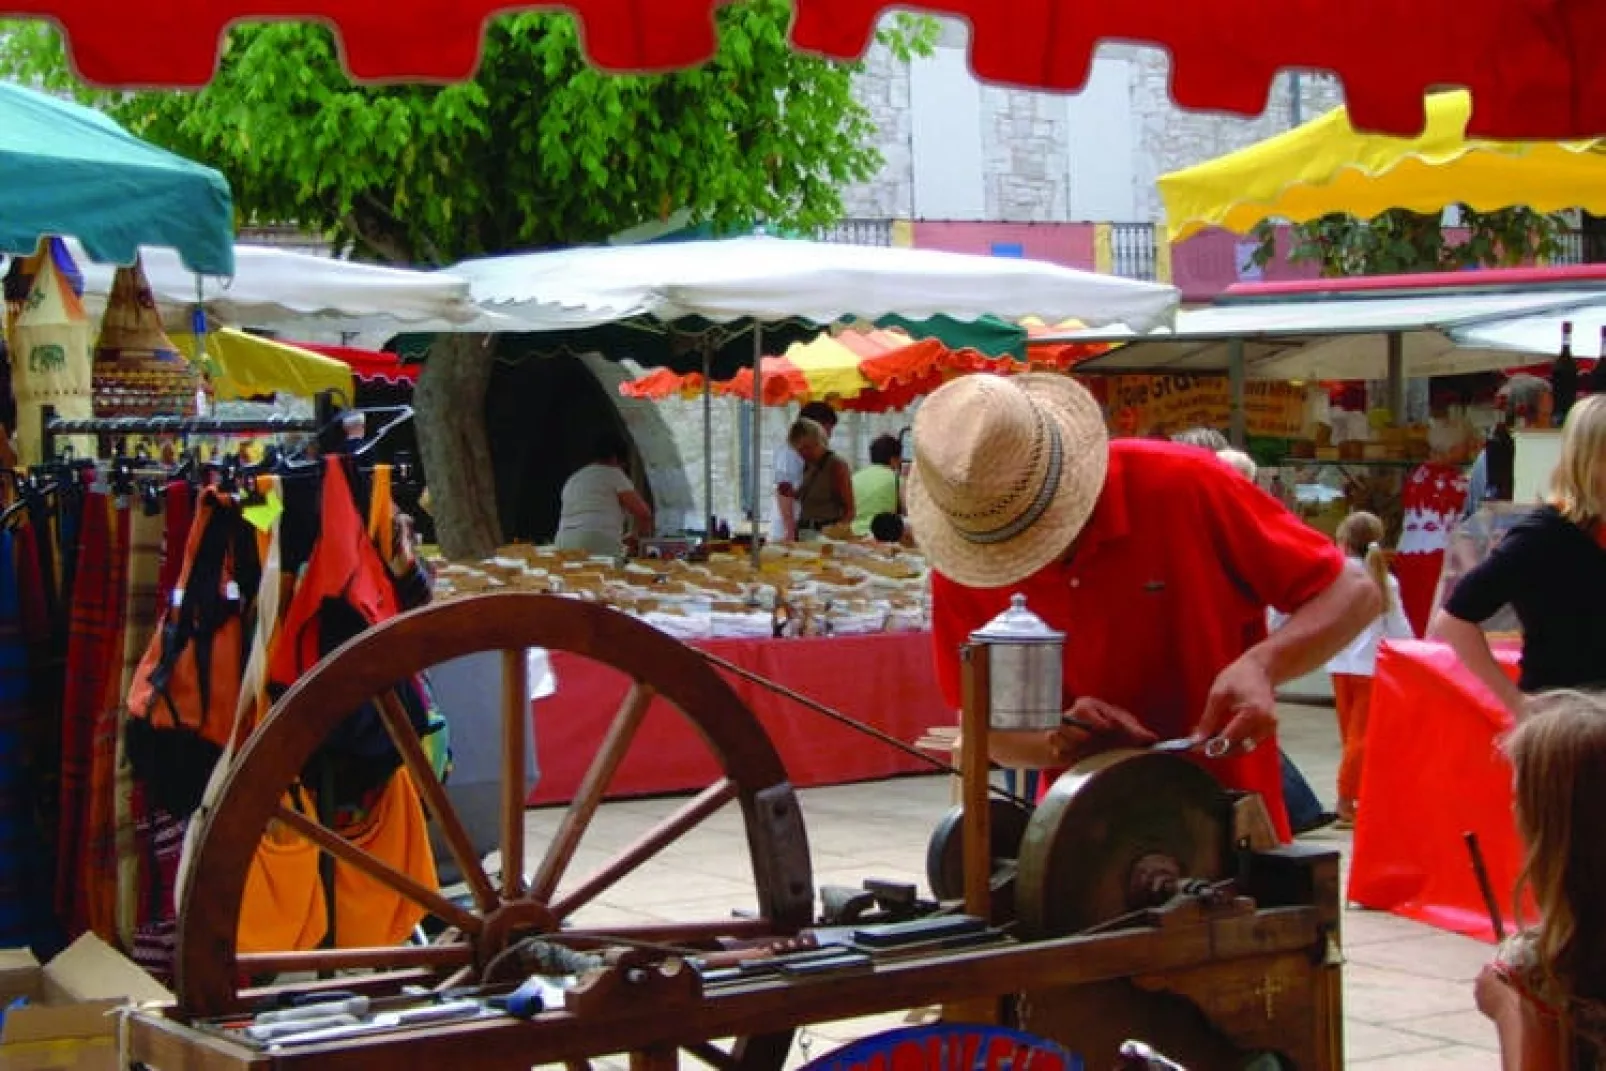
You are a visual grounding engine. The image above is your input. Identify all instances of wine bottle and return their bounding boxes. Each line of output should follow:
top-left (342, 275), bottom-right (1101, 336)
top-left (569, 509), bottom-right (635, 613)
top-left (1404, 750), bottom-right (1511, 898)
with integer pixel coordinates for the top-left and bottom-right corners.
top-left (1553, 320), bottom-right (1579, 424)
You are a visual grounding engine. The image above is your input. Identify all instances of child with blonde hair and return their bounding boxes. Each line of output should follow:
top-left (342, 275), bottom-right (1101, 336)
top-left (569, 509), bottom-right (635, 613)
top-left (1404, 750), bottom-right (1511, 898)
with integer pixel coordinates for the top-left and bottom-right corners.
top-left (1326, 511), bottom-right (1413, 826)
top-left (1478, 690), bottom-right (1606, 1069)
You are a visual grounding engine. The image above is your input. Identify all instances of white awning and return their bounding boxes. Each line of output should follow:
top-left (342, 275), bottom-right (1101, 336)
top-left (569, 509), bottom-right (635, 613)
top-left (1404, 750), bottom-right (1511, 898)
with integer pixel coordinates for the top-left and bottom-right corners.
top-left (449, 234), bottom-right (1180, 334)
top-left (1044, 288), bottom-right (1606, 379)
top-left (63, 240), bottom-right (487, 332)
top-left (1451, 302), bottom-right (1606, 359)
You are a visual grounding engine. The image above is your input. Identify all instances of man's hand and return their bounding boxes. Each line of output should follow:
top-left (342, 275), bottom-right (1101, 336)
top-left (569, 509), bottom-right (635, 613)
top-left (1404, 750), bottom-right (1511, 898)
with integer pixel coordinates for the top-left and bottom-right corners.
top-left (1198, 652), bottom-right (1279, 755)
top-left (1065, 697), bottom-right (1157, 747)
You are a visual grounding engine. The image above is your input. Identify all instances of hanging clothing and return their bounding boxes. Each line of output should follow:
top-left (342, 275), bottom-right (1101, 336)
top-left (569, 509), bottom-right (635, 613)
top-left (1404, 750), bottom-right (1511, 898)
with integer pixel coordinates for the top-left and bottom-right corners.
top-left (266, 456), bottom-right (437, 947)
top-left (269, 456), bottom-right (431, 815)
top-left (0, 529), bottom-right (64, 958)
top-left (128, 805), bottom-right (184, 985)
top-left (56, 487), bottom-right (130, 940)
top-left (115, 503), bottom-right (163, 950)
top-left (1395, 460), bottom-right (1470, 635)
top-left (124, 488), bottom-right (260, 819)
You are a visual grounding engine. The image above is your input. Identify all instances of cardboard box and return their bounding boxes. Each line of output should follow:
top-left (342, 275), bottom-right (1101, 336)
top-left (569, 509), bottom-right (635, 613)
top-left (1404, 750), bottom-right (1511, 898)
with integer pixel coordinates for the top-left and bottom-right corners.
top-left (0, 935), bottom-right (172, 1071)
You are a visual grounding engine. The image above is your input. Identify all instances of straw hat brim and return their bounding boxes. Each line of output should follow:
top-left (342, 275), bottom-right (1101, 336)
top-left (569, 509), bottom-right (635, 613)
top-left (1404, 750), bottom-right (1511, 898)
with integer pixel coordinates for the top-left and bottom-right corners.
top-left (906, 374), bottom-right (1109, 589)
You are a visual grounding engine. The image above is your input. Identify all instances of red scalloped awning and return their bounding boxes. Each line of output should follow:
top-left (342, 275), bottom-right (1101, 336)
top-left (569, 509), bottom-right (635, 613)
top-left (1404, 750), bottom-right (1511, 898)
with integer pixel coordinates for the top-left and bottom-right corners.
top-left (7, 1), bottom-right (1606, 138)
top-left (291, 341), bottom-right (420, 385)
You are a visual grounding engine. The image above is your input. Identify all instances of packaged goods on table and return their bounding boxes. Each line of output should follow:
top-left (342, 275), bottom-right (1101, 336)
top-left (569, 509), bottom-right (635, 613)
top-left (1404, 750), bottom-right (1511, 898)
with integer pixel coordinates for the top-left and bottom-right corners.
top-left (422, 539), bottom-right (931, 639)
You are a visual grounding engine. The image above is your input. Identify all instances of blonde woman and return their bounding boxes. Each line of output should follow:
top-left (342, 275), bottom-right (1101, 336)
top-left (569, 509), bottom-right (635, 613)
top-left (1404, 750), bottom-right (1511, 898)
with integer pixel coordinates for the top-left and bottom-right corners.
top-left (1326, 512), bottom-right (1414, 826)
top-left (1476, 690), bottom-right (1606, 1070)
top-left (1431, 395), bottom-right (1606, 716)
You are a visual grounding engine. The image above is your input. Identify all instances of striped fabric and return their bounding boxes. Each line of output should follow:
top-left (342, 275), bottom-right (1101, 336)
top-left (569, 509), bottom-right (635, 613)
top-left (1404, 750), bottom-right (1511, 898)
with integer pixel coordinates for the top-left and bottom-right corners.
top-left (55, 490), bottom-right (130, 940)
top-left (116, 504), bottom-right (162, 949)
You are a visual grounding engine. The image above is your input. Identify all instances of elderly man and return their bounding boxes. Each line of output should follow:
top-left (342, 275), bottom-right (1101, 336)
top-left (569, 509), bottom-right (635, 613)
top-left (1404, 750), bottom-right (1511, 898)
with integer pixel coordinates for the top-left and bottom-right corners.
top-left (911, 375), bottom-right (1379, 840)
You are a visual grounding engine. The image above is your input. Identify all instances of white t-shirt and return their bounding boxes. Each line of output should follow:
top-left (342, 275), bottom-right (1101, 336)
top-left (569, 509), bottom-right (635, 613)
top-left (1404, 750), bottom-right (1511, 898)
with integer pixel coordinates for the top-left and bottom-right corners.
top-left (770, 443), bottom-right (804, 540)
top-left (556, 463), bottom-right (634, 542)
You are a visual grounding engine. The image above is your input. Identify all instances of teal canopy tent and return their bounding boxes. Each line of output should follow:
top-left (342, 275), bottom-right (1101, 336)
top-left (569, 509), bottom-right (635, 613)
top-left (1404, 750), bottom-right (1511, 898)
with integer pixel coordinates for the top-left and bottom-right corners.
top-left (0, 82), bottom-right (235, 276)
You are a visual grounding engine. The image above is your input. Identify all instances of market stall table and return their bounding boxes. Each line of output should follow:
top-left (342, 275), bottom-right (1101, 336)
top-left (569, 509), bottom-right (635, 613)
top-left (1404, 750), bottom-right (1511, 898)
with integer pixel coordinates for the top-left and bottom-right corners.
top-left (528, 631), bottom-right (948, 806)
top-left (1347, 638), bottom-right (1530, 942)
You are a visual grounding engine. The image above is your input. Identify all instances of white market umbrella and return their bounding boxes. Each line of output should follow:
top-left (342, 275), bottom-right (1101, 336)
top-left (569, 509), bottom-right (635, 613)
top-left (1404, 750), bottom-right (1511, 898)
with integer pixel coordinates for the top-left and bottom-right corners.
top-left (449, 234), bottom-right (1180, 561)
top-left (64, 239), bottom-right (487, 333)
top-left (449, 234), bottom-right (1179, 332)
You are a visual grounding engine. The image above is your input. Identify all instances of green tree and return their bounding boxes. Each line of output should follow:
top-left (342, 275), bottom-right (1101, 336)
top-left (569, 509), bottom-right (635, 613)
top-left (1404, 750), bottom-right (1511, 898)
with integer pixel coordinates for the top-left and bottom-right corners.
top-left (1246, 206), bottom-right (1569, 278)
top-left (0, 6), bottom-right (936, 556)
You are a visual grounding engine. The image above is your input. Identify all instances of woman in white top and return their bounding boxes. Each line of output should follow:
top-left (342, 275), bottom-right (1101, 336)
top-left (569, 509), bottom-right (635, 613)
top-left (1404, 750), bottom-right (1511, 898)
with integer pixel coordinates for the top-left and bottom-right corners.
top-left (1328, 511), bottom-right (1415, 827)
top-left (555, 432), bottom-right (654, 558)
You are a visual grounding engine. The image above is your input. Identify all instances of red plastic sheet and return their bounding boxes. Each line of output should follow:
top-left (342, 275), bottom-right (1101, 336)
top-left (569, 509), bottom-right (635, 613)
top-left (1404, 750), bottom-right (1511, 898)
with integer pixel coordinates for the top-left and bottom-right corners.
top-left (526, 632), bottom-right (949, 806)
top-left (8, 1), bottom-right (1606, 139)
top-left (1348, 639), bottom-right (1534, 943)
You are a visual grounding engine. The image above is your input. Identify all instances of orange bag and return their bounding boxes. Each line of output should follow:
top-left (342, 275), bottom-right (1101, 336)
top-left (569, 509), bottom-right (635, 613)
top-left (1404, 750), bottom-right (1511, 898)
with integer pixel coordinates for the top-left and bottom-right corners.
top-left (124, 488), bottom-right (257, 818)
top-left (332, 768), bottom-right (437, 948)
top-left (237, 788), bottom-right (329, 954)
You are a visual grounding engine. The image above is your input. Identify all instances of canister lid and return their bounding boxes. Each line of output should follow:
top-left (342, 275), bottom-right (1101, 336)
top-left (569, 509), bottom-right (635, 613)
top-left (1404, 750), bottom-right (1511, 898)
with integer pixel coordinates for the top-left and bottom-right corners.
top-left (970, 593), bottom-right (1064, 645)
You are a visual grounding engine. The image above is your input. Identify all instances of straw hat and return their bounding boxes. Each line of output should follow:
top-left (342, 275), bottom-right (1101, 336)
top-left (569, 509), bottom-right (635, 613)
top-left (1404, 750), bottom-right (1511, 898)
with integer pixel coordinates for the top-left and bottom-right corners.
top-left (906, 374), bottom-right (1108, 588)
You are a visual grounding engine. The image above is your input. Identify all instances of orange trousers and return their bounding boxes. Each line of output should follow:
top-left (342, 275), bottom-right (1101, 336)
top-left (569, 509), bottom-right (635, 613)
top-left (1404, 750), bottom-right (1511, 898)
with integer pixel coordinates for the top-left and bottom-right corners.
top-left (1333, 673), bottom-right (1375, 806)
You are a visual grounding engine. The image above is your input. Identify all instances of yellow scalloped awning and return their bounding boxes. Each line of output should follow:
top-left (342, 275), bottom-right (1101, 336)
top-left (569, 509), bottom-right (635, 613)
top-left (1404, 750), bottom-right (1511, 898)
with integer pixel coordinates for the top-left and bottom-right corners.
top-left (1159, 90), bottom-right (1606, 244)
top-left (172, 327), bottom-right (356, 403)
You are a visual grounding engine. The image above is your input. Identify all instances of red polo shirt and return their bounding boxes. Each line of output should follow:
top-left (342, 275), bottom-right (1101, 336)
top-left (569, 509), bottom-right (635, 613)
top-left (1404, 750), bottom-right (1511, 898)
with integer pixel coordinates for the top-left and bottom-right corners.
top-left (930, 439), bottom-right (1345, 842)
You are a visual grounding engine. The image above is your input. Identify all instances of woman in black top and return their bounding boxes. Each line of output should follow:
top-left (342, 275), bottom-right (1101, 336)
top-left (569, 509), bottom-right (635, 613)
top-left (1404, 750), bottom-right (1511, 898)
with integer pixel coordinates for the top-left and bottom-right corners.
top-left (1430, 395), bottom-right (1606, 715)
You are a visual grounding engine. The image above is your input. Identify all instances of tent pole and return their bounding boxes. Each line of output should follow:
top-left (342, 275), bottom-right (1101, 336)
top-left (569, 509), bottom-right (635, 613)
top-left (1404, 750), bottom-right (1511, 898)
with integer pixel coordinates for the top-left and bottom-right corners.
top-left (750, 323), bottom-right (764, 568)
top-left (1387, 332), bottom-right (1406, 427)
top-left (1227, 338), bottom-right (1247, 448)
top-left (702, 343), bottom-right (713, 540)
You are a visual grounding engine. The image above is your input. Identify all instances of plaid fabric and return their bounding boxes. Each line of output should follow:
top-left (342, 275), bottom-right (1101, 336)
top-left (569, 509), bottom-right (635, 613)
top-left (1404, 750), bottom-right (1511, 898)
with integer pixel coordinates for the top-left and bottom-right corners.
top-left (116, 505), bottom-right (162, 950)
top-left (0, 530), bottom-right (64, 957)
top-left (55, 491), bottom-right (130, 940)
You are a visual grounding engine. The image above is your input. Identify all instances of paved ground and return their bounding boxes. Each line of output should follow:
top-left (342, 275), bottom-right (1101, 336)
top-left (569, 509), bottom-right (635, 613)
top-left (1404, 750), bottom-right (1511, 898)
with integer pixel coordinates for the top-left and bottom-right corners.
top-left (519, 701), bottom-right (1499, 1068)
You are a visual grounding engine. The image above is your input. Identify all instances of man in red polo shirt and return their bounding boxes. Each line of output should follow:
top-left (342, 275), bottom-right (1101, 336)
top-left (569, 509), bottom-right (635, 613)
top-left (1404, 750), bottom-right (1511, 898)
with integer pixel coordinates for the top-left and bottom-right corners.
top-left (908, 375), bottom-right (1381, 840)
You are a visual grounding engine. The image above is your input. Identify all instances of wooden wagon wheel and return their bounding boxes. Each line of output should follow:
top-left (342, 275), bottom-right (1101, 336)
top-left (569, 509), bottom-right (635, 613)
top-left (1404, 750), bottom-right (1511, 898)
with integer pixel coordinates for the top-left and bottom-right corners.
top-left (177, 592), bottom-right (815, 1066)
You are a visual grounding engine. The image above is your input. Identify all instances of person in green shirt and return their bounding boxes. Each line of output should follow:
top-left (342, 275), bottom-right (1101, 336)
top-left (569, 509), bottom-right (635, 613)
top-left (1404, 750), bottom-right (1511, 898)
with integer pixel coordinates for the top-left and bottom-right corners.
top-left (851, 434), bottom-right (903, 537)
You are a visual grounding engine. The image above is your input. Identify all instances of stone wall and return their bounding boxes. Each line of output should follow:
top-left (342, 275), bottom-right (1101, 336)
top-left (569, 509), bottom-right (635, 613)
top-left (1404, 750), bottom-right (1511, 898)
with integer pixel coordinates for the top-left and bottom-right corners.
top-left (839, 25), bottom-right (1347, 226)
top-left (1128, 57), bottom-right (1346, 223)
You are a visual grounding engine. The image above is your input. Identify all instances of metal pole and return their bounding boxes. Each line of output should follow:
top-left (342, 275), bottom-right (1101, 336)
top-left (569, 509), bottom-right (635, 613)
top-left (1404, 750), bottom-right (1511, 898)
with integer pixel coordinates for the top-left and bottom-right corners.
top-left (1227, 338), bottom-right (1247, 448)
top-left (750, 324), bottom-right (764, 568)
top-left (1387, 331), bottom-right (1406, 427)
top-left (1289, 72), bottom-right (1304, 127)
top-left (702, 344), bottom-right (713, 539)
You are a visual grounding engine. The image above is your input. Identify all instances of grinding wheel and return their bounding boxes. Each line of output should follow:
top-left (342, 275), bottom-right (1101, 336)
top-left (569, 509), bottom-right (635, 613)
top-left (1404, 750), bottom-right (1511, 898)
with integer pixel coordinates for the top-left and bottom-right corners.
top-left (1015, 749), bottom-right (1231, 939)
top-left (925, 798), bottom-right (1031, 915)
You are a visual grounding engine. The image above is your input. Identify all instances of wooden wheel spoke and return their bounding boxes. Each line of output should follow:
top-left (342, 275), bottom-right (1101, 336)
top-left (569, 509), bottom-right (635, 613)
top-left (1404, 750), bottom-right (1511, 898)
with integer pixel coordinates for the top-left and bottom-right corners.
top-left (272, 804), bottom-right (482, 935)
top-left (376, 691), bottom-right (500, 913)
top-left (552, 779), bottom-right (737, 919)
top-left (501, 648), bottom-right (530, 898)
top-left (530, 681), bottom-right (656, 902)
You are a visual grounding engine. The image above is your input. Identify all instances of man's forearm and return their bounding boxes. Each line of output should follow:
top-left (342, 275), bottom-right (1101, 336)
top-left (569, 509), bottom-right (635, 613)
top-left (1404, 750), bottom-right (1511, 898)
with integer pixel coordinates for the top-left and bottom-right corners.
top-left (1247, 566), bottom-right (1382, 685)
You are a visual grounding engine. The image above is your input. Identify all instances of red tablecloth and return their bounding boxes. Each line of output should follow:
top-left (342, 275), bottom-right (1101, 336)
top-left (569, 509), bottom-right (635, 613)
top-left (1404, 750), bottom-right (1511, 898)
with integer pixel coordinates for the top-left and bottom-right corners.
top-left (527, 632), bottom-right (950, 806)
top-left (1348, 638), bottom-right (1532, 942)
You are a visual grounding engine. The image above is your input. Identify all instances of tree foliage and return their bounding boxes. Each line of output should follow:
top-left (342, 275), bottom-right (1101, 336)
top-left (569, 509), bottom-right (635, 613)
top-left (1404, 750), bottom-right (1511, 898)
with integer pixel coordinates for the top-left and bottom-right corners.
top-left (1246, 206), bottom-right (1570, 278)
top-left (0, 4), bottom-right (936, 264)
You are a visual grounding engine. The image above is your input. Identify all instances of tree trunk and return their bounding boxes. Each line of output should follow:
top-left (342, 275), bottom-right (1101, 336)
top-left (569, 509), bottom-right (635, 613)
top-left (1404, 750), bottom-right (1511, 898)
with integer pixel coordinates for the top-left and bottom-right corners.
top-left (415, 333), bottom-right (503, 560)
top-left (1582, 212), bottom-right (1606, 265)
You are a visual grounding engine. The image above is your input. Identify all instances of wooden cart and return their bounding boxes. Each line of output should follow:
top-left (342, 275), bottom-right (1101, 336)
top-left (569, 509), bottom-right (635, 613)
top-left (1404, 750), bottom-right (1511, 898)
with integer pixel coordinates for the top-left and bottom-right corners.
top-left (125, 594), bottom-right (1344, 1070)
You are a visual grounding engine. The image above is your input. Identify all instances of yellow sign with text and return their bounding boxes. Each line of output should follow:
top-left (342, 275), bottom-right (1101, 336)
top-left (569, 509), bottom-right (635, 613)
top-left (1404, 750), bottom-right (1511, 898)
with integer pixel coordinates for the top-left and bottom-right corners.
top-left (1108, 375), bottom-right (1307, 439)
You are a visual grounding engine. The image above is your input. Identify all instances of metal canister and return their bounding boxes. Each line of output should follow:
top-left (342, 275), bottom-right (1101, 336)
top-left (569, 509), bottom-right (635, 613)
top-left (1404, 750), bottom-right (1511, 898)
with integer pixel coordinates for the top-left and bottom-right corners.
top-left (969, 594), bottom-right (1065, 731)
